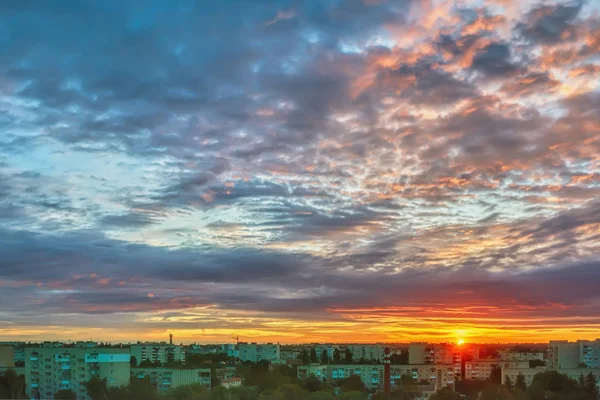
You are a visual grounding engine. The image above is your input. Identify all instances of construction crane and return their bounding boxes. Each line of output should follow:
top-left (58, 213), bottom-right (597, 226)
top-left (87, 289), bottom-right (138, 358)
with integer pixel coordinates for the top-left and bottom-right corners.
top-left (231, 335), bottom-right (239, 344)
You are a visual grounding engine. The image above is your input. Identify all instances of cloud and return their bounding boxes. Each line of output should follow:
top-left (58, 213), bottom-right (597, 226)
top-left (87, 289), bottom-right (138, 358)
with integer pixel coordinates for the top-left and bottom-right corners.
top-left (517, 1), bottom-right (583, 44)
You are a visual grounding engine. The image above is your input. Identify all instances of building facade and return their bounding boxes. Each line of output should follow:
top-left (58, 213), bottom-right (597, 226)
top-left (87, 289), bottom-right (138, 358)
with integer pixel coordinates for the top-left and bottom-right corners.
top-left (465, 360), bottom-right (529, 380)
top-left (499, 351), bottom-right (544, 362)
top-left (346, 345), bottom-right (386, 363)
top-left (131, 368), bottom-right (211, 393)
top-left (25, 346), bottom-right (130, 400)
top-left (297, 364), bottom-right (455, 392)
top-left (221, 377), bottom-right (242, 388)
top-left (238, 343), bottom-right (280, 363)
top-left (547, 340), bottom-right (600, 369)
top-left (130, 343), bottom-right (185, 365)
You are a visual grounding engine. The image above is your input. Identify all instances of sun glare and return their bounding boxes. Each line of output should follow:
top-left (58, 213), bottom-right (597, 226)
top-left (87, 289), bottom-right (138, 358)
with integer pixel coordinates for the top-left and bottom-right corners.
top-left (457, 339), bottom-right (465, 346)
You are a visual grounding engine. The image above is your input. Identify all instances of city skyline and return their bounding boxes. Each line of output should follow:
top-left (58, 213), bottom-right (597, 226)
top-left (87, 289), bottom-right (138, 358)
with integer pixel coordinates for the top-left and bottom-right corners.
top-left (1, 0), bottom-right (600, 344)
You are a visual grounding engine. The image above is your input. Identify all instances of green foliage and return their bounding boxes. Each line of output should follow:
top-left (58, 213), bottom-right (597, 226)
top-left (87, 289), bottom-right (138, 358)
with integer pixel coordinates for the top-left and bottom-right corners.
top-left (300, 350), bottom-right (310, 364)
top-left (308, 392), bottom-right (336, 400)
top-left (129, 377), bottom-right (159, 400)
top-left (430, 388), bottom-right (461, 400)
top-left (321, 350), bottom-right (329, 365)
top-left (302, 374), bottom-right (323, 392)
top-left (85, 377), bottom-right (108, 400)
top-left (333, 349), bottom-right (341, 363)
top-left (338, 390), bottom-right (368, 400)
top-left (161, 383), bottom-right (207, 400)
top-left (390, 353), bottom-right (409, 365)
top-left (490, 365), bottom-right (502, 384)
top-left (504, 376), bottom-right (513, 392)
top-left (515, 373), bottom-right (527, 392)
top-left (140, 358), bottom-right (161, 368)
top-left (338, 375), bottom-right (366, 393)
top-left (107, 386), bottom-right (130, 400)
top-left (455, 379), bottom-right (486, 400)
top-left (0, 369), bottom-right (26, 399)
top-left (344, 349), bottom-right (353, 364)
top-left (54, 389), bottom-right (77, 400)
top-left (585, 372), bottom-right (598, 400)
top-left (310, 349), bottom-right (318, 363)
top-left (480, 383), bottom-right (513, 400)
top-left (130, 355), bottom-right (138, 367)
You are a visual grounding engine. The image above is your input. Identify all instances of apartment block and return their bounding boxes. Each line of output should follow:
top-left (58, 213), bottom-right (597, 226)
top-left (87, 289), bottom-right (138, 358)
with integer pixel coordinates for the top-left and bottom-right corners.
top-left (130, 343), bottom-right (185, 365)
top-left (346, 345), bottom-right (386, 362)
top-left (280, 350), bottom-right (300, 361)
top-left (297, 364), bottom-right (455, 392)
top-left (25, 346), bottom-right (130, 400)
top-left (0, 346), bottom-right (15, 368)
top-left (499, 351), bottom-right (544, 362)
top-left (465, 360), bottom-right (529, 380)
top-left (547, 340), bottom-right (600, 369)
top-left (315, 345), bottom-right (338, 360)
top-left (221, 377), bottom-right (242, 389)
top-left (238, 343), bottom-right (280, 363)
top-left (131, 367), bottom-right (211, 393)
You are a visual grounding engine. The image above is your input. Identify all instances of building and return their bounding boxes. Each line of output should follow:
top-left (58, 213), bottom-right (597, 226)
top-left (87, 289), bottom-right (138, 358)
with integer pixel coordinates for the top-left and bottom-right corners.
top-left (315, 345), bottom-right (338, 361)
top-left (502, 366), bottom-right (600, 388)
top-left (297, 364), bottom-right (455, 392)
top-left (221, 377), bottom-right (242, 389)
top-left (465, 360), bottom-right (529, 380)
top-left (131, 368), bottom-right (211, 393)
top-left (131, 343), bottom-right (185, 365)
top-left (0, 346), bottom-right (15, 368)
top-left (25, 346), bottom-right (130, 400)
top-left (409, 344), bottom-right (427, 365)
top-left (346, 345), bottom-right (386, 363)
top-left (499, 351), bottom-right (544, 362)
top-left (238, 343), bottom-right (280, 363)
top-left (547, 340), bottom-right (600, 369)
top-left (280, 350), bottom-right (300, 361)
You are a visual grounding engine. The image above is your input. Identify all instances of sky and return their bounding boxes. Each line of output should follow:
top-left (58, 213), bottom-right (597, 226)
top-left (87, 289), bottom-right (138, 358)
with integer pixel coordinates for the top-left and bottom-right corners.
top-left (1, 0), bottom-right (600, 345)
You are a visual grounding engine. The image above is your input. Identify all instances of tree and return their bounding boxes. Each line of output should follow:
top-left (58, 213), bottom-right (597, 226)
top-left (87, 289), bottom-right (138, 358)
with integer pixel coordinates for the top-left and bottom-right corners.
top-left (333, 349), bottom-right (341, 363)
top-left (302, 374), bottom-right (323, 392)
top-left (162, 383), bottom-right (207, 400)
top-left (85, 377), bottom-right (108, 400)
top-left (490, 365), bottom-right (502, 384)
top-left (308, 392), bottom-right (336, 400)
top-left (300, 350), bottom-right (310, 364)
top-left (430, 388), bottom-right (461, 400)
top-left (54, 389), bottom-right (77, 399)
top-left (529, 360), bottom-right (545, 368)
top-left (321, 350), bottom-right (329, 365)
top-left (586, 372), bottom-right (598, 400)
top-left (139, 358), bottom-right (158, 368)
top-left (338, 391), bottom-right (368, 400)
top-left (480, 383), bottom-right (512, 400)
top-left (527, 381), bottom-right (546, 400)
top-left (339, 375), bottom-right (366, 393)
top-left (128, 377), bottom-right (159, 400)
top-left (0, 369), bottom-right (26, 399)
top-left (310, 349), bottom-right (318, 363)
top-left (504, 376), bottom-right (513, 392)
top-left (107, 386), bottom-right (130, 400)
top-left (344, 349), bottom-right (353, 364)
top-left (515, 373), bottom-right (527, 392)
top-left (130, 355), bottom-right (138, 367)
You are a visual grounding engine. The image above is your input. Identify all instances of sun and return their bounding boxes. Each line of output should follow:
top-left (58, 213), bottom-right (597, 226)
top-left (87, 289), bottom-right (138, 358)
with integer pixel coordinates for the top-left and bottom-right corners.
top-left (457, 339), bottom-right (465, 346)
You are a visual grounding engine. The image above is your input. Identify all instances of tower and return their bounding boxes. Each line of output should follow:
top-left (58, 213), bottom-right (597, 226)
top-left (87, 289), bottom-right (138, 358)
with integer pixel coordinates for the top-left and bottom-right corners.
top-left (169, 333), bottom-right (173, 345)
top-left (384, 347), bottom-right (391, 397)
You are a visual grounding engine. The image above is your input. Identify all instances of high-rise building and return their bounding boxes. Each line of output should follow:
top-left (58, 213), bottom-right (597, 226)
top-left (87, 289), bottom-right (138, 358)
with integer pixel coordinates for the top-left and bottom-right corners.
top-left (24, 346), bottom-right (130, 400)
top-left (131, 367), bottom-right (211, 393)
top-left (499, 351), bottom-right (544, 362)
top-left (546, 340), bottom-right (599, 369)
top-left (238, 343), bottom-right (280, 363)
top-left (346, 345), bottom-right (386, 363)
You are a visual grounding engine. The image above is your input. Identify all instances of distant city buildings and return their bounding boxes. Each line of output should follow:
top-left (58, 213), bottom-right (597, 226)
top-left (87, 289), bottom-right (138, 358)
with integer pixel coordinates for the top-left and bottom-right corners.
top-left (130, 343), bottom-right (185, 365)
top-left (221, 377), bottom-right (242, 389)
top-left (132, 367), bottom-right (211, 393)
top-left (346, 344), bottom-right (386, 363)
top-left (238, 342), bottom-right (280, 363)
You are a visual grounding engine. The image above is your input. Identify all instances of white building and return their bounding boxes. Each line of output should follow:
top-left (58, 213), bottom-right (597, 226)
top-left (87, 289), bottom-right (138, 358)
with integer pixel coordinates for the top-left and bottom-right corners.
top-left (547, 340), bottom-right (600, 369)
top-left (132, 367), bottom-right (211, 393)
top-left (465, 360), bottom-right (529, 380)
top-left (346, 345), bottom-right (385, 362)
top-left (130, 343), bottom-right (185, 365)
top-left (238, 343), bottom-right (280, 363)
top-left (499, 351), bottom-right (544, 362)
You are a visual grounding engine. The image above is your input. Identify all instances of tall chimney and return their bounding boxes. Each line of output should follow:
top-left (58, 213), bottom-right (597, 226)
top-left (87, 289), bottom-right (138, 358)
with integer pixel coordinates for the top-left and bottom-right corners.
top-left (384, 347), bottom-right (391, 397)
top-left (169, 333), bottom-right (173, 345)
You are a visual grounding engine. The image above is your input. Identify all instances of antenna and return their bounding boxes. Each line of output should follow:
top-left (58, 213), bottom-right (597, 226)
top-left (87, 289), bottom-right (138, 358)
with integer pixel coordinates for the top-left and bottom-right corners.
top-left (231, 335), bottom-right (239, 344)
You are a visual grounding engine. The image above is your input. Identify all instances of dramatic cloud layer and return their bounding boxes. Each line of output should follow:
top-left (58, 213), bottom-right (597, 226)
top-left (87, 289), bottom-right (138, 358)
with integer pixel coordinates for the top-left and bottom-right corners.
top-left (1, 0), bottom-right (599, 343)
